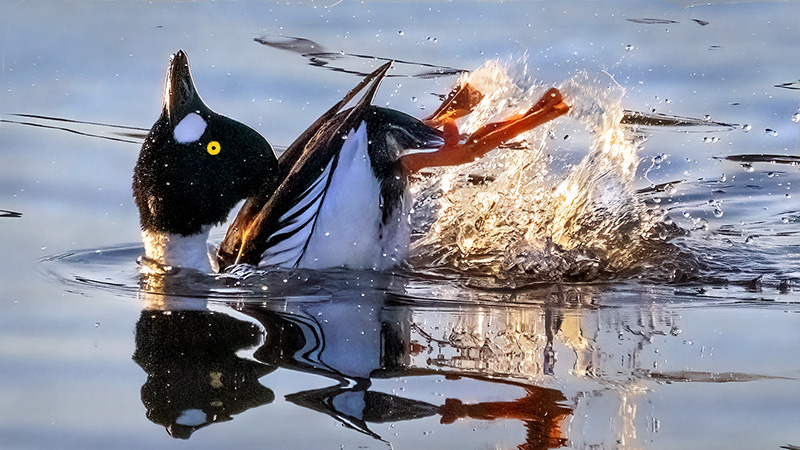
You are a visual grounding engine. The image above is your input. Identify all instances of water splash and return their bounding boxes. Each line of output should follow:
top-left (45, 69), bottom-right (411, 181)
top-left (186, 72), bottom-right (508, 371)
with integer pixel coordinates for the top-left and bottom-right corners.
top-left (409, 63), bottom-right (681, 283)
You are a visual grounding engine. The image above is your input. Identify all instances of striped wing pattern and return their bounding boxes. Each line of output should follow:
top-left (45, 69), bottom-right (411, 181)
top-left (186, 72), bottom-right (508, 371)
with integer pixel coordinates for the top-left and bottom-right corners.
top-left (257, 109), bottom-right (444, 269)
top-left (259, 155), bottom-right (335, 267)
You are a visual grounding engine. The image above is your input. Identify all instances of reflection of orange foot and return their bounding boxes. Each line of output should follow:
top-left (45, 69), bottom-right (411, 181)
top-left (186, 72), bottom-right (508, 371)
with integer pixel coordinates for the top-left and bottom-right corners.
top-left (437, 388), bottom-right (572, 449)
top-left (400, 88), bottom-right (570, 173)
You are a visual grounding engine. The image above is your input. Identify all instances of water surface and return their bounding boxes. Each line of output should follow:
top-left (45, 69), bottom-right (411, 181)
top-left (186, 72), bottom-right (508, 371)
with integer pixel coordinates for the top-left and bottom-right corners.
top-left (1, 1), bottom-right (799, 449)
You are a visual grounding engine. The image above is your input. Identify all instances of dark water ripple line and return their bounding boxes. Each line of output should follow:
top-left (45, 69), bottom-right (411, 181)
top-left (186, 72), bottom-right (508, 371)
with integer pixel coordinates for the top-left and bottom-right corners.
top-left (715, 154), bottom-right (800, 165)
top-left (626, 18), bottom-right (680, 25)
top-left (11, 113), bottom-right (149, 131)
top-left (0, 209), bottom-right (22, 218)
top-left (0, 117), bottom-right (144, 144)
top-left (775, 80), bottom-right (800, 90)
top-left (621, 110), bottom-right (738, 130)
top-left (255, 35), bottom-right (467, 79)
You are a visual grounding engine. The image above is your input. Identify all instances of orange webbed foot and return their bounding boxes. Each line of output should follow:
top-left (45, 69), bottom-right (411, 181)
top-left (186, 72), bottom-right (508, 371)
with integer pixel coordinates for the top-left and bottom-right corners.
top-left (423, 82), bottom-right (485, 128)
top-left (401, 87), bottom-right (570, 173)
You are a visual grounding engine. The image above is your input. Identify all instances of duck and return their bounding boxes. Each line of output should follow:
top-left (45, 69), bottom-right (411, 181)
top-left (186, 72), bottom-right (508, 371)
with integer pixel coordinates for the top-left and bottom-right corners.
top-left (133, 50), bottom-right (569, 273)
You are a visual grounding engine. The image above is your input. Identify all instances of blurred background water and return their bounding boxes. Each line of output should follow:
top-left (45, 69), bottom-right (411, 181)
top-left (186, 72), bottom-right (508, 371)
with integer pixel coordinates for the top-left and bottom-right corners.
top-left (1, 1), bottom-right (799, 449)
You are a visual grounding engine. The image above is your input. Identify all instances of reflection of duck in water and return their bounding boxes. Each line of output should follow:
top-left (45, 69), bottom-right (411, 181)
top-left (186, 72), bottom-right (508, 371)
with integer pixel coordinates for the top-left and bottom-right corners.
top-left (132, 306), bottom-right (275, 439)
top-left (132, 50), bottom-right (569, 273)
top-left (438, 390), bottom-right (571, 450)
top-left (132, 288), bottom-right (572, 447)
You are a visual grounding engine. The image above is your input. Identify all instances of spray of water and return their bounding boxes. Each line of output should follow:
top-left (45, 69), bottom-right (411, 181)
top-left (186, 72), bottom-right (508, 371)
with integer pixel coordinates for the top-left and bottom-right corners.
top-left (409, 62), bottom-right (683, 283)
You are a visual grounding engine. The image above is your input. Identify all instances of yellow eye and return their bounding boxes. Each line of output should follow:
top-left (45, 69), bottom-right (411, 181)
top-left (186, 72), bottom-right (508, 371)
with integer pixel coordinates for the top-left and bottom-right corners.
top-left (207, 141), bottom-right (221, 156)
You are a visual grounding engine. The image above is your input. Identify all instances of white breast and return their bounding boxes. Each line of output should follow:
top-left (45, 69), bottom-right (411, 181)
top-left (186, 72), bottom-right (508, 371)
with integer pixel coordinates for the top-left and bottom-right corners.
top-left (141, 226), bottom-right (213, 273)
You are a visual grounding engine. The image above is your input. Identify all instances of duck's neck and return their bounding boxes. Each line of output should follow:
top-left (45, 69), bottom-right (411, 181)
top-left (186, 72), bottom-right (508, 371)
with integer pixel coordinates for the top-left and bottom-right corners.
top-left (141, 226), bottom-right (214, 273)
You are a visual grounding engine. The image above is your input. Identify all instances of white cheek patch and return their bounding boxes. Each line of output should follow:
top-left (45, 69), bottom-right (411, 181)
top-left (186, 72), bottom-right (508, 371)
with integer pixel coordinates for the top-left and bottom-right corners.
top-left (173, 112), bottom-right (207, 144)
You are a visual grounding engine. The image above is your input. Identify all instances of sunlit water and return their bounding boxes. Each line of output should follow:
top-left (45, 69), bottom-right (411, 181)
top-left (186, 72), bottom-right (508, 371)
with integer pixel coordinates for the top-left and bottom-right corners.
top-left (2, 1), bottom-right (800, 450)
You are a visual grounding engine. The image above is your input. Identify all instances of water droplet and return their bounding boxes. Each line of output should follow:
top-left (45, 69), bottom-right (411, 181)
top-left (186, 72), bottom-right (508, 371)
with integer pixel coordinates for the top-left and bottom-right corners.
top-left (94, 322), bottom-right (100, 328)
top-left (651, 417), bottom-right (661, 434)
top-left (713, 208), bottom-right (723, 218)
top-left (785, 193), bottom-right (792, 199)
top-left (703, 114), bottom-right (712, 121)
top-left (741, 124), bottom-right (751, 132)
top-left (742, 163), bottom-right (754, 173)
top-left (765, 128), bottom-right (778, 137)
top-left (792, 111), bottom-right (800, 123)
top-left (411, 96), bottom-right (417, 102)
top-left (398, 30), bottom-right (404, 36)
top-left (625, 44), bottom-right (634, 52)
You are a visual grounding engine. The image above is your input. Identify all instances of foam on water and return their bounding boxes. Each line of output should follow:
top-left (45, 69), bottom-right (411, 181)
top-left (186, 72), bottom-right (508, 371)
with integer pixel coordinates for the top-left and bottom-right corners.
top-left (409, 62), bottom-right (682, 283)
